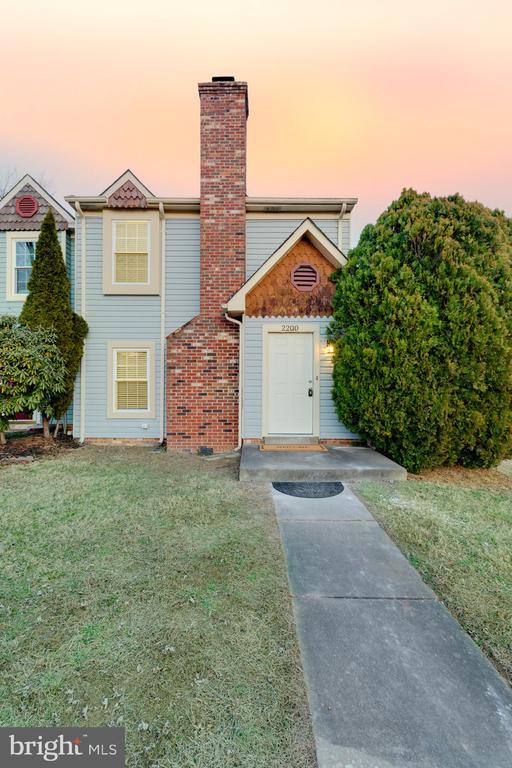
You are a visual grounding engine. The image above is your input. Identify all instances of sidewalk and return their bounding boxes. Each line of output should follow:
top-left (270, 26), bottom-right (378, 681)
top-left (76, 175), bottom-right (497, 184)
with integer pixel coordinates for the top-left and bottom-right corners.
top-left (272, 484), bottom-right (512, 768)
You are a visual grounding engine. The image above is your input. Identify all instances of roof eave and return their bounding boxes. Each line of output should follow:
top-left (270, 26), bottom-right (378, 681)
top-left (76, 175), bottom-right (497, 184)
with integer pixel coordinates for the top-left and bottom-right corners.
top-left (64, 196), bottom-right (201, 213)
top-left (64, 196), bottom-right (357, 215)
top-left (246, 197), bottom-right (358, 213)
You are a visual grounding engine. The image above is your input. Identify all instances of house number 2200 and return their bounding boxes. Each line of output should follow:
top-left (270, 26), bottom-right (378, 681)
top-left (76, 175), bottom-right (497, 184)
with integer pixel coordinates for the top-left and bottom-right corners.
top-left (281, 324), bottom-right (299, 332)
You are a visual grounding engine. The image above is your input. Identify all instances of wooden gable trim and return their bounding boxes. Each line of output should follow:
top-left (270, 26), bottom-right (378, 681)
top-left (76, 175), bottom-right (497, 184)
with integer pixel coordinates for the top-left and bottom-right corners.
top-left (226, 217), bottom-right (345, 315)
top-left (245, 238), bottom-right (337, 318)
top-left (102, 170), bottom-right (154, 199)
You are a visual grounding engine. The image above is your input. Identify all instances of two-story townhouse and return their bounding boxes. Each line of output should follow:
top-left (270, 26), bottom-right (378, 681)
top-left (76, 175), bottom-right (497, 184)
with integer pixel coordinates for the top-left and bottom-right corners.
top-left (61, 77), bottom-right (357, 452)
top-left (0, 175), bottom-right (75, 429)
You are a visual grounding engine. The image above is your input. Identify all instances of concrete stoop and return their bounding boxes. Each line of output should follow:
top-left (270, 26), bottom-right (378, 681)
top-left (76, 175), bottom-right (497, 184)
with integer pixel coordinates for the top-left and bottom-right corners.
top-left (239, 444), bottom-right (406, 482)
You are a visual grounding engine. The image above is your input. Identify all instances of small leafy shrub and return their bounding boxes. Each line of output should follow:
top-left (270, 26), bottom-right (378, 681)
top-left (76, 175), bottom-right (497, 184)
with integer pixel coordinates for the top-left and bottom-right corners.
top-left (0, 317), bottom-right (66, 443)
top-left (329, 189), bottom-right (512, 472)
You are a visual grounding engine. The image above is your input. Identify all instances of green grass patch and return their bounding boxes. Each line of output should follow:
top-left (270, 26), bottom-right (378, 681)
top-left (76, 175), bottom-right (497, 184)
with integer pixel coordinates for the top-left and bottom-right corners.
top-left (0, 447), bottom-right (314, 767)
top-left (355, 479), bottom-right (512, 684)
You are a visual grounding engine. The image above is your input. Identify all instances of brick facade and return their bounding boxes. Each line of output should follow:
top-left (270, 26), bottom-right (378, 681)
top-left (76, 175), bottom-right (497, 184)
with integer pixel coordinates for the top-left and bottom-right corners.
top-left (167, 79), bottom-right (248, 452)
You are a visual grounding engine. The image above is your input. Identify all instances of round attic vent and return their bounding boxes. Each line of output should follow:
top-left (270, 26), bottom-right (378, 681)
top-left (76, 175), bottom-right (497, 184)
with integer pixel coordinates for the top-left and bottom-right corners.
top-left (16, 195), bottom-right (39, 218)
top-left (291, 263), bottom-right (319, 292)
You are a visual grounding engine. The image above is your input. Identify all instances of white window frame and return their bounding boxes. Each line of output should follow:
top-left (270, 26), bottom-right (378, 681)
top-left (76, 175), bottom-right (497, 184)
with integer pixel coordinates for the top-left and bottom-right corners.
top-left (112, 220), bottom-right (151, 287)
top-left (107, 340), bottom-right (156, 419)
top-left (6, 230), bottom-right (66, 302)
top-left (102, 210), bottom-right (160, 296)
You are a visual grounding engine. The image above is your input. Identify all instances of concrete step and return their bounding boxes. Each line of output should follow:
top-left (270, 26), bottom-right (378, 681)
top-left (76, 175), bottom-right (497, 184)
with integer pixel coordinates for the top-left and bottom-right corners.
top-left (239, 444), bottom-right (407, 482)
top-left (263, 435), bottom-right (319, 445)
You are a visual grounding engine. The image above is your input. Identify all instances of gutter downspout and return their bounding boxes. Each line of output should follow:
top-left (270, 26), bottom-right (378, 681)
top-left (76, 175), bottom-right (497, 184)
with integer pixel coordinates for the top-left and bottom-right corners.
top-left (337, 201), bottom-right (347, 252)
top-left (159, 203), bottom-right (166, 445)
top-left (75, 201), bottom-right (86, 444)
top-left (224, 311), bottom-right (243, 452)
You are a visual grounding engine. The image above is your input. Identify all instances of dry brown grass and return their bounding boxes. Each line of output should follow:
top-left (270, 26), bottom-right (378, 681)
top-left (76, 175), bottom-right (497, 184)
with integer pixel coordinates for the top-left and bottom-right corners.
top-left (408, 464), bottom-right (512, 491)
top-left (0, 447), bottom-right (315, 767)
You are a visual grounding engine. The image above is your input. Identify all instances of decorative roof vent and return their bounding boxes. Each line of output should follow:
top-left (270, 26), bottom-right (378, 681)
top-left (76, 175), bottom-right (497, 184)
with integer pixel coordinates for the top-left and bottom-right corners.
top-left (16, 194), bottom-right (39, 218)
top-left (291, 263), bottom-right (319, 292)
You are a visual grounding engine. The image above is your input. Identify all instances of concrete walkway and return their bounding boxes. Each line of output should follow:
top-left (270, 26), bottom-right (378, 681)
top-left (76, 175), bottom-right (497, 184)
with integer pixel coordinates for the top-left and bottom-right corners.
top-left (240, 445), bottom-right (406, 482)
top-left (272, 484), bottom-right (512, 768)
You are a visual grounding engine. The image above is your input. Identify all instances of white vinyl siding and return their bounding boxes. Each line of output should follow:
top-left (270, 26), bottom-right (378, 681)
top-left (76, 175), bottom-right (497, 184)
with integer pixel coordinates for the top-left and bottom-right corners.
top-left (114, 221), bottom-right (149, 284)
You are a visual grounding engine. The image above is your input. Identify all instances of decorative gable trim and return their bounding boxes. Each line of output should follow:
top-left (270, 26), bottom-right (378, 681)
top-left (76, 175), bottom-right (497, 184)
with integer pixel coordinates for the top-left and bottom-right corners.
top-left (102, 170), bottom-right (154, 200)
top-left (226, 218), bottom-right (346, 315)
top-left (108, 180), bottom-right (148, 209)
top-left (0, 174), bottom-right (74, 228)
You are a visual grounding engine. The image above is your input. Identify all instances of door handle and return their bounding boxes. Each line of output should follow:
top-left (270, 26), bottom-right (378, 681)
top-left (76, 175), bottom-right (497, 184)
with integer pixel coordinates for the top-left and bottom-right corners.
top-left (308, 388), bottom-right (313, 397)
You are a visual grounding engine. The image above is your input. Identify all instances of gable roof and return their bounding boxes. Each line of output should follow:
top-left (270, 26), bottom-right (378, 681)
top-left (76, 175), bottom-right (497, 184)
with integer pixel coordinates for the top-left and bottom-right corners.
top-left (101, 170), bottom-right (154, 198)
top-left (0, 174), bottom-right (74, 229)
top-left (225, 218), bottom-right (346, 315)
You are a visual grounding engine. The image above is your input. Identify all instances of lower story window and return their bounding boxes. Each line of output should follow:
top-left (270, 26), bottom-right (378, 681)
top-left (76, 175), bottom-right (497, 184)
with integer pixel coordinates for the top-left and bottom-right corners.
top-left (107, 341), bottom-right (156, 419)
top-left (114, 349), bottom-right (149, 412)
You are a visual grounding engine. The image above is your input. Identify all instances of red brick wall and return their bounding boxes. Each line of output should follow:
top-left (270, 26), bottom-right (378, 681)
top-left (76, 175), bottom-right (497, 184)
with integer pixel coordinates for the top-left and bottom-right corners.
top-left (167, 79), bottom-right (248, 452)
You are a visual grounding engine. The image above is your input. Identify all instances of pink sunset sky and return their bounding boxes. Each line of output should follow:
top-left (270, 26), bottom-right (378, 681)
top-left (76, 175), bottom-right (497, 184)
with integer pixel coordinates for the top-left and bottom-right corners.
top-left (2, 0), bottom-right (511, 243)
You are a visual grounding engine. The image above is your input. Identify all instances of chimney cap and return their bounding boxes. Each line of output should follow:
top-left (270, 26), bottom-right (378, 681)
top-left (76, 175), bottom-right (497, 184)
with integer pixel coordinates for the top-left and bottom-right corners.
top-left (212, 75), bottom-right (235, 82)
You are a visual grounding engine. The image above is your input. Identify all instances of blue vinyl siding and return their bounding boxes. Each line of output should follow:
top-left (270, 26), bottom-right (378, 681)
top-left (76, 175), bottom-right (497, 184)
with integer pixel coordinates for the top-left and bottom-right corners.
top-left (78, 217), bottom-right (161, 439)
top-left (0, 231), bottom-right (24, 316)
top-left (246, 218), bottom-right (349, 279)
top-left (1, 229), bottom-right (75, 318)
top-left (72, 221), bottom-right (83, 438)
top-left (66, 231), bottom-right (75, 308)
top-left (243, 317), bottom-right (358, 440)
top-left (165, 218), bottom-right (200, 333)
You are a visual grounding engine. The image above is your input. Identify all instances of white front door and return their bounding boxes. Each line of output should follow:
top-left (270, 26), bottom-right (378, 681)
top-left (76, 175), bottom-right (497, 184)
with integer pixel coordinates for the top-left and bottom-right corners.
top-left (267, 333), bottom-right (314, 435)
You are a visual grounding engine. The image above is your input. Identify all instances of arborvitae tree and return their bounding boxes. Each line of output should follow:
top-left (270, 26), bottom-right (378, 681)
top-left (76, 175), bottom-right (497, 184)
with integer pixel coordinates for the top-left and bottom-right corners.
top-left (329, 189), bottom-right (512, 472)
top-left (20, 210), bottom-right (87, 437)
top-left (0, 317), bottom-right (66, 443)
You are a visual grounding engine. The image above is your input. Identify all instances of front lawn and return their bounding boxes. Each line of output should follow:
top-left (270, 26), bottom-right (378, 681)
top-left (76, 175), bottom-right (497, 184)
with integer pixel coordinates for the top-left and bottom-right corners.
top-left (356, 476), bottom-right (512, 685)
top-left (0, 447), bottom-right (314, 767)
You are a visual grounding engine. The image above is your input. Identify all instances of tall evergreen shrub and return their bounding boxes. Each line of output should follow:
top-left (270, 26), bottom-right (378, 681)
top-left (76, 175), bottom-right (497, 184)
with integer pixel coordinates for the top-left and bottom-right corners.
top-left (20, 210), bottom-right (87, 435)
top-left (329, 189), bottom-right (512, 472)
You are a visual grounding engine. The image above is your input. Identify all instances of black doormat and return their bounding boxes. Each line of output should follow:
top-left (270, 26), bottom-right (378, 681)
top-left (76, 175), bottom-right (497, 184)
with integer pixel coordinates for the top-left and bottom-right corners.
top-left (272, 481), bottom-right (344, 498)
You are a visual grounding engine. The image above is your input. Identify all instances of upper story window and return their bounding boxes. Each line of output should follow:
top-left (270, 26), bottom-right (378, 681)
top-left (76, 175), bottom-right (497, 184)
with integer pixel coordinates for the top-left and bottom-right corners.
top-left (102, 210), bottom-right (160, 295)
top-left (6, 230), bottom-right (66, 302)
top-left (14, 241), bottom-right (36, 295)
top-left (113, 221), bottom-right (150, 284)
top-left (6, 232), bottom-right (38, 301)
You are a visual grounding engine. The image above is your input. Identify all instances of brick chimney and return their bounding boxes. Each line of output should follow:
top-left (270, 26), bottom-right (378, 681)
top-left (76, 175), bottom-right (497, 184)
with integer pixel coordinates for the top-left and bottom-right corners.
top-left (199, 77), bottom-right (248, 316)
top-left (167, 77), bottom-right (248, 453)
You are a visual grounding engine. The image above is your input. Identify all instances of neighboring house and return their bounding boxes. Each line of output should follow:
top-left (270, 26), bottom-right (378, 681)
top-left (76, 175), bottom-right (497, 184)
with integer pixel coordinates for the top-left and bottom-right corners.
top-left (3, 77), bottom-right (358, 451)
top-left (0, 175), bottom-right (75, 429)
